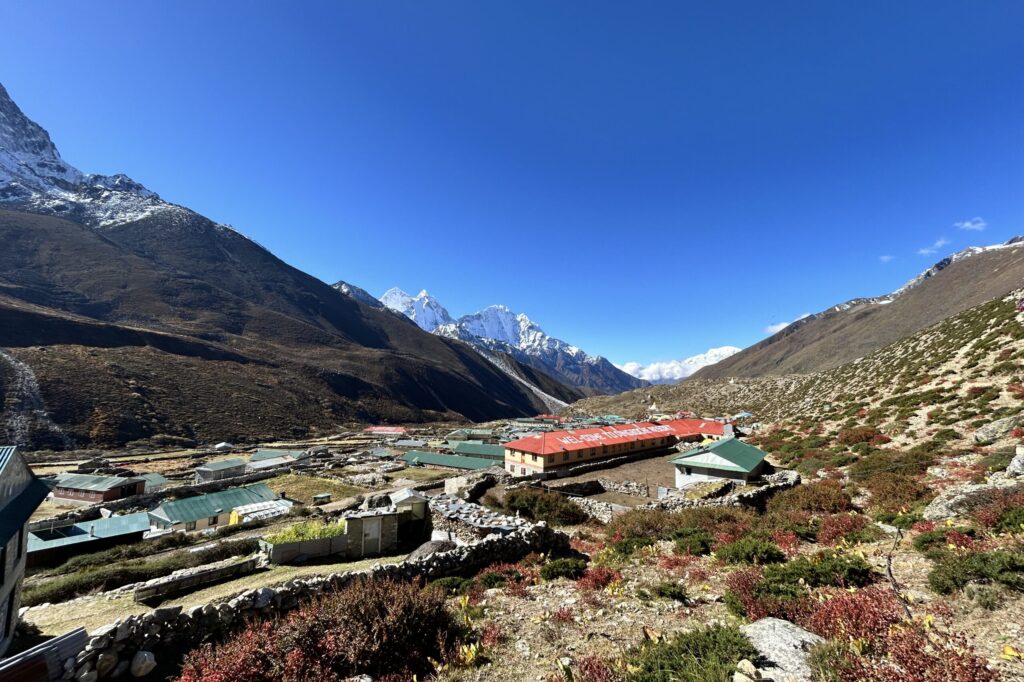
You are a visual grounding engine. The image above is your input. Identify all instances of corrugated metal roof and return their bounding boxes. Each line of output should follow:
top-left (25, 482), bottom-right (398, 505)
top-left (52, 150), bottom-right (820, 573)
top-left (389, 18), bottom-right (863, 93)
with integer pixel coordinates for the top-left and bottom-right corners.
top-left (452, 442), bottom-right (506, 459)
top-left (139, 473), bottom-right (169, 489)
top-left (53, 473), bottom-right (143, 492)
top-left (0, 445), bottom-right (17, 473)
top-left (249, 449), bottom-right (306, 462)
top-left (150, 484), bottom-right (276, 524)
top-left (246, 456), bottom-right (292, 471)
top-left (196, 458), bottom-right (246, 472)
top-left (391, 488), bottom-right (429, 504)
top-left (28, 512), bottom-right (151, 551)
top-left (0, 478), bottom-right (50, 548)
top-left (504, 418), bottom-right (726, 457)
top-left (669, 437), bottom-right (766, 473)
top-left (402, 451), bottom-right (494, 470)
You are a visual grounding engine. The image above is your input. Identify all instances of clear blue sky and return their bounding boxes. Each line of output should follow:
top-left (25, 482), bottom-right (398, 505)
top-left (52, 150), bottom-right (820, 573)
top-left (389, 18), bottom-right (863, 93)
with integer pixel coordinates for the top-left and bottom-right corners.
top-left (2, 2), bottom-right (1023, 367)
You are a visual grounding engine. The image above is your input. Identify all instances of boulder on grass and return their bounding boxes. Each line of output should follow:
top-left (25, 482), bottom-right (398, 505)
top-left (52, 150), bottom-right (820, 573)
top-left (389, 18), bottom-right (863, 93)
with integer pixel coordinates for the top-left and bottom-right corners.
top-left (740, 617), bottom-right (824, 682)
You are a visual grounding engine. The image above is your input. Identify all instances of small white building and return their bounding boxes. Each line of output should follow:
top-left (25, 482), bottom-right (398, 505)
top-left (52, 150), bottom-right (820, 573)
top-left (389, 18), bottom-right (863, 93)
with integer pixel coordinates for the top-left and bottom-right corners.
top-left (669, 437), bottom-right (769, 488)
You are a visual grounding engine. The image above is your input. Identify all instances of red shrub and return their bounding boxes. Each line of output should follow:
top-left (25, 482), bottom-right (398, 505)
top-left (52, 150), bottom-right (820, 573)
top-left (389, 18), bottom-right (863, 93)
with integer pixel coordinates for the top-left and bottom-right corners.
top-left (1013, 426), bottom-right (1024, 438)
top-left (945, 530), bottom-right (976, 551)
top-left (480, 623), bottom-right (506, 648)
top-left (574, 656), bottom-right (617, 682)
top-left (725, 568), bottom-right (815, 623)
top-left (771, 529), bottom-right (800, 557)
top-left (818, 514), bottom-right (868, 546)
top-left (176, 578), bottom-right (457, 682)
top-left (570, 537), bottom-right (605, 555)
top-left (805, 587), bottom-right (904, 644)
top-left (870, 434), bottom-right (892, 446)
top-left (767, 480), bottom-right (851, 514)
top-left (973, 487), bottom-right (1024, 528)
top-left (552, 607), bottom-right (575, 624)
top-left (912, 520), bottom-right (936, 533)
top-left (837, 426), bottom-right (880, 445)
top-left (576, 567), bottom-right (620, 592)
top-left (686, 564), bottom-right (710, 584)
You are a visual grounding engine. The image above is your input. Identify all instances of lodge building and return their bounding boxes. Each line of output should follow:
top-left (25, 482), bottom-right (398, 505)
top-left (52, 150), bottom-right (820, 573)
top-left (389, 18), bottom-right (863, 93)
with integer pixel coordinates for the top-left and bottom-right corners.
top-left (503, 419), bottom-right (725, 477)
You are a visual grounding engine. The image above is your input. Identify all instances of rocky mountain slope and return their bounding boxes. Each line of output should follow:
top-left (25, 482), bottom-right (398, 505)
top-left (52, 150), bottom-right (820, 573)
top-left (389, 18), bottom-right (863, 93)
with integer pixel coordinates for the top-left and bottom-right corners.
top-left (571, 288), bottom-right (1024, 452)
top-left (373, 289), bottom-right (646, 395)
top-left (0, 84), bottom-right (579, 448)
top-left (692, 237), bottom-right (1024, 379)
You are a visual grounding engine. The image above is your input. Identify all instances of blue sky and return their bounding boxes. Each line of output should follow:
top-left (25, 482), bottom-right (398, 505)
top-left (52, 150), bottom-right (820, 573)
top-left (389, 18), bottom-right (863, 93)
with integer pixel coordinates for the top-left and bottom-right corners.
top-left (2, 2), bottom-right (1023, 368)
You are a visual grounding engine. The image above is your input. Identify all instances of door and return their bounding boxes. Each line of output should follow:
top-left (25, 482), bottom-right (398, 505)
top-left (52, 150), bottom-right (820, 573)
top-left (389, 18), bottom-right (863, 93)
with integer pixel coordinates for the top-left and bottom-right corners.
top-left (362, 517), bottom-right (381, 555)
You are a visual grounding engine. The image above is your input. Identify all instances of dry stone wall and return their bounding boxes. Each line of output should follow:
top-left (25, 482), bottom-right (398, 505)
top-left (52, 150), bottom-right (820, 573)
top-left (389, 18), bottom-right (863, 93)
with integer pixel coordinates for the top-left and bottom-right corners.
top-left (63, 505), bottom-right (569, 680)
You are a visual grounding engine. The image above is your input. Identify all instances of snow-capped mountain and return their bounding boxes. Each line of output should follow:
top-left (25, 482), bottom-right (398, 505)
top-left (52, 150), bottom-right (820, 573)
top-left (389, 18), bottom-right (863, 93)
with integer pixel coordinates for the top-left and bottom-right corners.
top-left (379, 288), bottom-right (455, 331)
top-left (0, 83), bottom-right (183, 228)
top-left (373, 291), bottom-right (646, 395)
top-left (617, 346), bottom-right (742, 384)
top-left (333, 281), bottom-right (384, 309)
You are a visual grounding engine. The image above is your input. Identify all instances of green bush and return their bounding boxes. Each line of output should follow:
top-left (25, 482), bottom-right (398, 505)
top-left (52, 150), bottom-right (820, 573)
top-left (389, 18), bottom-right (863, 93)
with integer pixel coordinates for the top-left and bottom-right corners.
top-left (760, 550), bottom-right (875, 593)
top-left (265, 520), bottom-right (346, 545)
top-left (912, 527), bottom-right (975, 557)
top-left (716, 537), bottom-right (785, 565)
top-left (45, 532), bottom-right (193, 575)
top-left (651, 581), bottom-right (688, 602)
top-left (672, 528), bottom-right (713, 556)
top-left (622, 624), bottom-right (758, 682)
top-left (429, 576), bottom-right (474, 596)
top-left (612, 536), bottom-right (655, 557)
top-left (928, 550), bottom-right (1024, 594)
top-left (605, 509), bottom-right (692, 542)
top-left (873, 509), bottom-right (923, 529)
top-left (503, 488), bottom-right (588, 526)
top-left (766, 481), bottom-right (850, 514)
top-left (540, 558), bottom-right (588, 581)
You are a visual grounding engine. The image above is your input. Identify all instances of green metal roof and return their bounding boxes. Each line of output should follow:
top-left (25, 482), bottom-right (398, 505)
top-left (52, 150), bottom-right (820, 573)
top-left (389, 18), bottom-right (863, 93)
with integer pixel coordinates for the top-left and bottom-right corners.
top-left (0, 479), bottom-right (50, 548)
top-left (0, 445), bottom-right (17, 473)
top-left (402, 451), bottom-right (494, 470)
top-left (452, 442), bottom-right (505, 459)
top-left (28, 512), bottom-right (152, 552)
top-left (669, 437), bottom-right (766, 473)
top-left (196, 458), bottom-right (246, 472)
top-left (150, 483), bottom-right (276, 524)
top-left (53, 473), bottom-right (143, 492)
top-left (249, 449), bottom-right (306, 462)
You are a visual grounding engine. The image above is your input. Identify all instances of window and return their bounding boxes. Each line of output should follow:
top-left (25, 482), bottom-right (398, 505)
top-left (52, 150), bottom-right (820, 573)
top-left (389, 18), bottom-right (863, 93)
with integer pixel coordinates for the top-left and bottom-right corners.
top-left (15, 527), bottom-right (23, 559)
top-left (520, 467), bottom-right (526, 475)
top-left (185, 521), bottom-right (197, 531)
top-left (208, 516), bottom-right (219, 526)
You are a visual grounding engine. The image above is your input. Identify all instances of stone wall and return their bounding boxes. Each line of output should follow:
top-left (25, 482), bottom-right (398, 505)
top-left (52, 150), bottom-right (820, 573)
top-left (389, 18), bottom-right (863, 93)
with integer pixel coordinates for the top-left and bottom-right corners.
top-left (645, 470), bottom-right (800, 512)
top-left (65, 519), bottom-right (569, 680)
top-left (597, 478), bottom-right (649, 498)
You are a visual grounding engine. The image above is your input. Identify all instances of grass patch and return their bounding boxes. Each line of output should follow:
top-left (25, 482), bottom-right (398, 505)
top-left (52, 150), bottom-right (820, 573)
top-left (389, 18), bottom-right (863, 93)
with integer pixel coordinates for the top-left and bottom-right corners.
top-left (262, 474), bottom-right (365, 504)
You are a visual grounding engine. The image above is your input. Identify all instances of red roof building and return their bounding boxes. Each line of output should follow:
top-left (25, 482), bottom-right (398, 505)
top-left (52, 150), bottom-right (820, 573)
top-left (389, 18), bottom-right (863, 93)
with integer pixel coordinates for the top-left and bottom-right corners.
top-left (503, 418), bottom-right (726, 476)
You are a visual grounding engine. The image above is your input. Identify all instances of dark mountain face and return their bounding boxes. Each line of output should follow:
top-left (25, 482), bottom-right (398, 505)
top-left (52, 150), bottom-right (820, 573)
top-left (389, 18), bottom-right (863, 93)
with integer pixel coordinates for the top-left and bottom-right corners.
top-left (692, 239), bottom-right (1024, 380)
top-left (0, 83), bottom-right (580, 449)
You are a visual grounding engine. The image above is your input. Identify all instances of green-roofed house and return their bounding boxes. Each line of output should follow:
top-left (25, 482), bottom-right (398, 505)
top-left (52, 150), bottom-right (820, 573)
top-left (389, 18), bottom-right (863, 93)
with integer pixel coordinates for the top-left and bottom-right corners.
top-left (27, 512), bottom-right (152, 568)
top-left (249, 449), bottom-right (309, 463)
top-left (0, 446), bottom-right (51, 656)
top-left (451, 441), bottom-right (505, 461)
top-left (149, 483), bottom-right (277, 532)
top-left (402, 451), bottom-right (494, 471)
top-left (669, 438), bottom-right (770, 488)
top-left (194, 458), bottom-right (247, 483)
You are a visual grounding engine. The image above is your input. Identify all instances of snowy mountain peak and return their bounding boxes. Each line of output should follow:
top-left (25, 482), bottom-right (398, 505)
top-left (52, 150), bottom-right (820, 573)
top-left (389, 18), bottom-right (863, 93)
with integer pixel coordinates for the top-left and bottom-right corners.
top-left (379, 287), bottom-right (454, 331)
top-left (618, 346), bottom-right (742, 384)
top-left (0, 81), bottom-right (177, 228)
top-left (379, 287), bottom-right (646, 393)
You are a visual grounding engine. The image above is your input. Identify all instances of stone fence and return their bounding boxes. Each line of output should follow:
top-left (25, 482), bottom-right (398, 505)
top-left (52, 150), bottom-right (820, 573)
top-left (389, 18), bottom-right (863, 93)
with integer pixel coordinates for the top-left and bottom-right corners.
top-left (62, 505), bottom-right (569, 680)
top-left (644, 470), bottom-right (801, 512)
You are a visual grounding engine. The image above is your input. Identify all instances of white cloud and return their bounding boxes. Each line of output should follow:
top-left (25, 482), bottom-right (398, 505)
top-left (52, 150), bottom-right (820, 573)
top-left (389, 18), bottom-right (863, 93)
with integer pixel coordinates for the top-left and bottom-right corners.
top-left (917, 237), bottom-right (950, 256)
top-left (954, 217), bottom-right (986, 231)
top-left (879, 255), bottom-right (894, 263)
top-left (764, 313), bottom-right (810, 335)
top-left (616, 346), bottom-right (742, 384)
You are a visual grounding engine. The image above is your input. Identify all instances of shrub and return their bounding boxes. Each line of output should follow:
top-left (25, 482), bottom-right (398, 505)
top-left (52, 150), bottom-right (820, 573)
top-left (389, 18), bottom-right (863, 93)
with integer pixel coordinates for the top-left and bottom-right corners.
top-left (837, 426), bottom-right (880, 445)
top-left (651, 581), bottom-right (687, 602)
top-left (176, 579), bottom-right (458, 681)
top-left (912, 527), bottom-right (975, 557)
top-left (611, 536), bottom-right (655, 557)
top-left (928, 549), bottom-right (1024, 594)
top-left (503, 488), bottom-right (588, 525)
top-left (430, 576), bottom-right (474, 596)
top-left (716, 537), bottom-right (785, 565)
top-left (818, 514), bottom-right (880, 546)
top-left (671, 528), bottom-right (713, 556)
top-left (576, 567), bottom-right (620, 592)
top-left (605, 509), bottom-right (691, 542)
top-left (861, 473), bottom-right (931, 512)
top-left (872, 509), bottom-right (923, 529)
top-left (848, 450), bottom-right (934, 481)
top-left (540, 558), bottom-right (588, 581)
top-left (478, 562), bottom-right (533, 589)
top-left (766, 481), bottom-right (850, 514)
top-left (44, 532), bottom-right (194, 575)
top-left (621, 624), bottom-right (758, 682)
top-left (805, 587), bottom-right (904, 644)
top-left (973, 487), bottom-right (1024, 530)
top-left (264, 520), bottom-right (346, 544)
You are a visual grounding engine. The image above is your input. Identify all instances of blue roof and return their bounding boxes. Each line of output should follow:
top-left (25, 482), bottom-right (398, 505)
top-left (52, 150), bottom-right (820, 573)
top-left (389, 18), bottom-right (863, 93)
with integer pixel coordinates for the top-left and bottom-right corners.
top-left (28, 512), bottom-right (152, 552)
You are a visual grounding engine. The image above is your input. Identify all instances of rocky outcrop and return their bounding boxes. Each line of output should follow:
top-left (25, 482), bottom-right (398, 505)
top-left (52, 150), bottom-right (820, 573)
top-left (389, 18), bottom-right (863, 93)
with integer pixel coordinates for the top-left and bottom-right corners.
top-left (923, 478), bottom-right (1022, 520)
top-left (740, 618), bottom-right (824, 682)
top-left (974, 416), bottom-right (1024, 445)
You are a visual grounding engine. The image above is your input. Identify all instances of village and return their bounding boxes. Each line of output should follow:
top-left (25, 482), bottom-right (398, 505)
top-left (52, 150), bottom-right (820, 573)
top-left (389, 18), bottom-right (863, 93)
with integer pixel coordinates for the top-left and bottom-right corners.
top-left (0, 407), bottom-right (786, 679)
